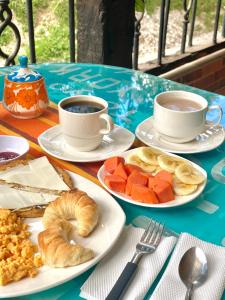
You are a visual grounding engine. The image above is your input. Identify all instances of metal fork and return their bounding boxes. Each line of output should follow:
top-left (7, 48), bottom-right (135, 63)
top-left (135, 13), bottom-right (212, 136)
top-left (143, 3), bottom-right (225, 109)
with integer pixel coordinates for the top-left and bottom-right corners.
top-left (106, 219), bottom-right (164, 300)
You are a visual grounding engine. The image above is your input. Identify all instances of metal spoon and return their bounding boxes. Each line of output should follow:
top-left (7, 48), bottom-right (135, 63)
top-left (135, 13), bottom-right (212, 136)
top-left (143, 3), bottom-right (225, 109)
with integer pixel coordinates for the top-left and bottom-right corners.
top-left (178, 247), bottom-right (208, 300)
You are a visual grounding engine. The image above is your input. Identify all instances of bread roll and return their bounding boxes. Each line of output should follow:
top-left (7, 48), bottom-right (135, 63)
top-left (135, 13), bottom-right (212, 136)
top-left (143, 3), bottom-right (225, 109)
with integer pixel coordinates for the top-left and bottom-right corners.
top-left (38, 220), bottom-right (94, 267)
top-left (43, 190), bottom-right (99, 237)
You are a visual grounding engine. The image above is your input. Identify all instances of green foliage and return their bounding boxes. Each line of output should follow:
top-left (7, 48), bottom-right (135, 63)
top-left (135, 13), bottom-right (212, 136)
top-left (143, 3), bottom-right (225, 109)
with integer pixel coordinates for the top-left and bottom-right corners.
top-left (5, 0), bottom-right (71, 63)
top-left (35, 26), bottom-right (70, 63)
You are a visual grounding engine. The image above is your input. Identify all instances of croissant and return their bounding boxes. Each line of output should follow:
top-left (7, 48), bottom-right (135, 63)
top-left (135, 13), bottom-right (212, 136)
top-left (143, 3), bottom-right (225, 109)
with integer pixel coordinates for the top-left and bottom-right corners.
top-left (42, 190), bottom-right (99, 236)
top-left (38, 220), bottom-right (94, 267)
top-left (38, 190), bottom-right (99, 267)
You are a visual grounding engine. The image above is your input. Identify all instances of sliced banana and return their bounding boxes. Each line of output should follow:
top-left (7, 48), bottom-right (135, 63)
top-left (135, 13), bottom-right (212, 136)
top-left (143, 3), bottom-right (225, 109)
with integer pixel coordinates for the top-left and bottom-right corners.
top-left (175, 163), bottom-right (205, 185)
top-left (137, 147), bottom-right (162, 165)
top-left (173, 176), bottom-right (198, 196)
top-left (157, 155), bottom-right (183, 173)
top-left (126, 154), bottom-right (156, 172)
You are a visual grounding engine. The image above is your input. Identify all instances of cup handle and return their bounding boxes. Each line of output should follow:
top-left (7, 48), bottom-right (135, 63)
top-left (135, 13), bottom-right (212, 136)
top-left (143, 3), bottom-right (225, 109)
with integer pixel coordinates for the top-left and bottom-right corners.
top-left (99, 113), bottom-right (114, 135)
top-left (206, 105), bottom-right (223, 127)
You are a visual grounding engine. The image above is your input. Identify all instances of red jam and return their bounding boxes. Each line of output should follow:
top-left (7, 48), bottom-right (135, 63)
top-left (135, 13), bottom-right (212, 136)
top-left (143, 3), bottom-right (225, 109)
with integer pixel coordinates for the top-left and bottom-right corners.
top-left (0, 151), bottom-right (19, 162)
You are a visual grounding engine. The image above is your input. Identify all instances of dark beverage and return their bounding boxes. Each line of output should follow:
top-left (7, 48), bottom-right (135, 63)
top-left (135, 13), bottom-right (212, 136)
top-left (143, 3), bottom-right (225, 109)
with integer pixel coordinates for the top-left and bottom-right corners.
top-left (0, 151), bottom-right (19, 162)
top-left (62, 101), bottom-right (104, 114)
top-left (160, 99), bottom-right (202, 112)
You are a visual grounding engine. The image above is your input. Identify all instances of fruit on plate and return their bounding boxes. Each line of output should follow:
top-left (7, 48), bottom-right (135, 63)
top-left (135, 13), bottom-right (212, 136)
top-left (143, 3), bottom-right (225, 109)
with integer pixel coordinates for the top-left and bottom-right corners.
top-left (175, 163), bottom-right (205, 185)
top-left (157, 154), bottom-right (182, 173)
top-left (173, 176), bottom-right (198, 196)
top-left (126, 154), bottom-right (156, 172)
top-left (103, 156), bottom-right (176, 204)
top-left (137, 147), bottom-right (162, 165)
top-left (102, 147), bottom-right (206, 205)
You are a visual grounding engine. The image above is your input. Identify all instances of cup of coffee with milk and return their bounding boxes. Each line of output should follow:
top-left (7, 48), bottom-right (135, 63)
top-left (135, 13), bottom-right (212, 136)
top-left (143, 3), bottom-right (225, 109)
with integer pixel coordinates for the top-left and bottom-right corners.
top-left (58, 95), bottom-right (114, 151)
top-left (153, 90), bottom-right (223, 143)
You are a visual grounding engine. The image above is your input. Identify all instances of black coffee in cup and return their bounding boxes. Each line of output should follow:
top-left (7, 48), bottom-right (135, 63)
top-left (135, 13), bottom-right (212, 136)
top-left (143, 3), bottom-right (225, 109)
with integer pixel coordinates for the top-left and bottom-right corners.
top-left (62, 101), bottom-right (104, 114)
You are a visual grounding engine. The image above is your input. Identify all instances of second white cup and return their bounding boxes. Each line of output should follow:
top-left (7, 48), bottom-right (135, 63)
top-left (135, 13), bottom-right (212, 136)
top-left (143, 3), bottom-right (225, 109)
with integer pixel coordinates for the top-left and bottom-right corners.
top-left (153, 90), bottom-right (223, 143)
top-left (58, 95), bottom-right (114, 151)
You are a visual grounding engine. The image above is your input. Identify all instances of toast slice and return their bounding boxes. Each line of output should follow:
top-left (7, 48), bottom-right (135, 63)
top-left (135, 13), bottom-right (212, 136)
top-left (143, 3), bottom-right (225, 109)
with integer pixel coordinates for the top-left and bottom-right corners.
top-left (0, 157), bottom-right (74, 218)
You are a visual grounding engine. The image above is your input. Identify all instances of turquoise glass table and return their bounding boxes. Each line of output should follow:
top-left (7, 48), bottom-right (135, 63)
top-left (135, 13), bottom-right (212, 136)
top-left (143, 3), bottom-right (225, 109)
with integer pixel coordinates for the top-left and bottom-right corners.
top-left (0, 63), bottom-right (225, 299)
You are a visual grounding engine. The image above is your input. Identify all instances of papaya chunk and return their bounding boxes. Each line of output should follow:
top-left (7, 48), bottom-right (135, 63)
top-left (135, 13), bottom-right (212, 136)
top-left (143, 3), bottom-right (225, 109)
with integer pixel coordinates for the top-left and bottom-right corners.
top-left (148, 178), bottom-right (174, 203)
top-left (104, 174), bottom-right (126, 193)
top-left (155, 170), bottom-right (173, 185)
top-left (104, 156), bottom-right (125, 174)
top-left (131, 184), bottom-right (159, 204)
top-left (124, 164), bottom-right (142, 175)
top-left (113, 162), bottom-right (128, 180)
top-left (125, 171), bottom-right (148, 196)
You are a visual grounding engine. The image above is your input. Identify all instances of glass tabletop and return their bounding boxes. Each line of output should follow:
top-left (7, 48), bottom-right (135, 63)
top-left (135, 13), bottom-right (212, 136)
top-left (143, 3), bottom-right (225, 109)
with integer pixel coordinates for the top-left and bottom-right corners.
top-left (0, 63), bottom-right (224, 300)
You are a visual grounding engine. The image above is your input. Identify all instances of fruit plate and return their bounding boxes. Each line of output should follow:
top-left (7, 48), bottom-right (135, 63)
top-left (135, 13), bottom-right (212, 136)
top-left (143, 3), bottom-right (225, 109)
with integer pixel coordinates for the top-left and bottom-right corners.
top-left (0, 171), bottom-right (126, 298)
top-left (97, 148), bottom-right (207, 208)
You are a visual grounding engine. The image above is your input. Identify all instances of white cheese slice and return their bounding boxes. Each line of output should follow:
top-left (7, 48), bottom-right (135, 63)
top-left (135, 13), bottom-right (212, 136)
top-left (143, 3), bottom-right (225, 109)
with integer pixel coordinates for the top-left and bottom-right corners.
top-left (0, 186), bottom-right (57, 209)
top-left (0, 156), bottom-right (71, 209)
top-left (0, 156), bottom-right (70, 190)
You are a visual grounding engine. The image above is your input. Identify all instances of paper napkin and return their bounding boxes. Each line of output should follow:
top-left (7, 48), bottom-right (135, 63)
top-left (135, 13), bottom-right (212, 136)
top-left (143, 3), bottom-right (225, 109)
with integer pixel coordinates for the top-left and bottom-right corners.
top-left (150, 233), bottom-right (225, 300)
top-left (80, 225), bottom-right (177, 300)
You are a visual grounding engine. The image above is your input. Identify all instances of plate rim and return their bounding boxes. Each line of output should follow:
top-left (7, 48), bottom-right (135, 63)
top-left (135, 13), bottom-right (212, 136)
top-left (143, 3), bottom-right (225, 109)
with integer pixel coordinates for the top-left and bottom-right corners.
top-left (97, 148), bottom-right (207, 208)
top-left (0, 170), bottom-right (126, 298)
top-left (135, 116), bottom-right (225, 154)
top-left (38, 124), bottom-right (135, 163)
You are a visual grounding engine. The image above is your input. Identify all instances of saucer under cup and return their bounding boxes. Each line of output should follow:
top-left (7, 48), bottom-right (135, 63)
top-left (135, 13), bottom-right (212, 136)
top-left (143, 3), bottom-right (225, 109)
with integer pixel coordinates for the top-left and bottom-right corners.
top-left (38, 124), bottom-right (135, 163)
top-left (135, 117), bottom-right (224, 154)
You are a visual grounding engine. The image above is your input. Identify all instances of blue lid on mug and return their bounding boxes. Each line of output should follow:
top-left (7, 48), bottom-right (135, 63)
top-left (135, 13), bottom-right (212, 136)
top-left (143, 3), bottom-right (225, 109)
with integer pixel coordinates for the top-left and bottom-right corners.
top-left (7, 56), bottom-right (42, 82)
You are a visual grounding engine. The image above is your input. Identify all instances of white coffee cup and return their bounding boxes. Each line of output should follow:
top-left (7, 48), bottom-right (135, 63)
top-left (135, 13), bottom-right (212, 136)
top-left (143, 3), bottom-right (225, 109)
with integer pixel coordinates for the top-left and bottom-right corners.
top-left (153, 90), bottom-right (223, 143)
top-left (58, 95), bottom-right (114, 151)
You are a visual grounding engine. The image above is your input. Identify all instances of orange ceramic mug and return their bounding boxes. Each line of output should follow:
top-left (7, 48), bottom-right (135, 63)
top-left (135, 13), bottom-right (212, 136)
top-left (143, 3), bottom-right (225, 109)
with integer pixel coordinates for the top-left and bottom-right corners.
top-left (3, 56), bottom-right (49, 119)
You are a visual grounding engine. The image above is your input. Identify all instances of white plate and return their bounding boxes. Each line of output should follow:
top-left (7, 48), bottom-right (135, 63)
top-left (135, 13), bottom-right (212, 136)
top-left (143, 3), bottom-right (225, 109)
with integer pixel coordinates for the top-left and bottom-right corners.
top-left (135, 117), bottom-right (225, 154)
top-left (0, 171), bottom-right (125, 298)
top-left (97, 148), bottom-right (207, 208)
top-left (38, 124), bottom-right (135, 163)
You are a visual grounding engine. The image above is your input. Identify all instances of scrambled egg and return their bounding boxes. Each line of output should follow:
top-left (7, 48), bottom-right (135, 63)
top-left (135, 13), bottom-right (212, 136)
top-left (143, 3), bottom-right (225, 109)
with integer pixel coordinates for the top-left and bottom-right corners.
top-left (0, 209), bottom-right (42, 285)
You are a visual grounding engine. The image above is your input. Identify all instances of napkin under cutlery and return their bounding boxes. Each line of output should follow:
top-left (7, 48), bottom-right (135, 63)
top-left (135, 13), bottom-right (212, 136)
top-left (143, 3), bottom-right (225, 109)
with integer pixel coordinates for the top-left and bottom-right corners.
top-left (80, 225), bottom-right (177, 300)
top-left (150, 233), bottom-right (225, 300)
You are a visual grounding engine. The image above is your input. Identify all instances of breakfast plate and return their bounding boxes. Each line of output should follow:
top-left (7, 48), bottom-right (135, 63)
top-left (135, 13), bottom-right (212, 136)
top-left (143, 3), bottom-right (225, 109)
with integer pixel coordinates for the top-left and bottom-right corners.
top-left (97, 148), bottom-right (207, 208)
top-left (135, 117), bottom-right (225, 154)
top-left (38, 124), bottom-right (135, 163)
top-left (0, 171), bottom-right (126, 298)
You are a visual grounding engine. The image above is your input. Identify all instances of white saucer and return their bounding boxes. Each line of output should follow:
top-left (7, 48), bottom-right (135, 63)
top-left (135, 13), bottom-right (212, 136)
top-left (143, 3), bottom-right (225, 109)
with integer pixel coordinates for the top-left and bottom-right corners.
top-left (135, 116), bottom-right (225, 154)
top-left (38, 124), bottom-right (135, 163)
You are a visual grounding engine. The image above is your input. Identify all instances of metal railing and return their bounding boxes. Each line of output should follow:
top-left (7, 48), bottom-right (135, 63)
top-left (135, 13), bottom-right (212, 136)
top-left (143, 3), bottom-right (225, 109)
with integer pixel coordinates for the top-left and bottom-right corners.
top-left (133, 0), bottom-right (225, 74)
top-left (1, 0), bottom-right (225, 74)
top-left (0, 0), bottom-right (20, 65)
